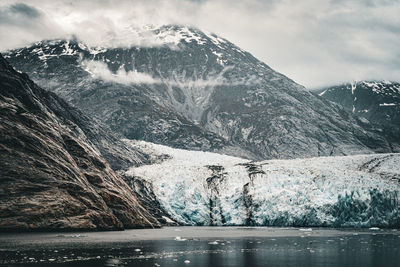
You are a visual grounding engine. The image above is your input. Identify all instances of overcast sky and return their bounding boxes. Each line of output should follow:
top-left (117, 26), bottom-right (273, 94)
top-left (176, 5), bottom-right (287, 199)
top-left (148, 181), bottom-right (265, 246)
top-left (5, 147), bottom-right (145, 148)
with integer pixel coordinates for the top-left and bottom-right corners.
top-left (0, 0), bottom-right (399, 88)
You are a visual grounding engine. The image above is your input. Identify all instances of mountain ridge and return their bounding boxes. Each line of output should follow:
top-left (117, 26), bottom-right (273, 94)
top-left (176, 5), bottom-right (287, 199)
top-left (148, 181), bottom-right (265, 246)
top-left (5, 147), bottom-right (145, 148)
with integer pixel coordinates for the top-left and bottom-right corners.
top-left (314, 80), bottom-right (400, 151)
top-left (5, 25), bottom-right (399, 159)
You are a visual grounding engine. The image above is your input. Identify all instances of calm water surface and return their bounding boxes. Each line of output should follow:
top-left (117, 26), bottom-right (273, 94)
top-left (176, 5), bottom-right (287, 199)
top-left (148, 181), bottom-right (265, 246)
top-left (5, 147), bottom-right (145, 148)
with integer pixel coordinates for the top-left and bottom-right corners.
top-left (0, 227), bottom-right (399, 266)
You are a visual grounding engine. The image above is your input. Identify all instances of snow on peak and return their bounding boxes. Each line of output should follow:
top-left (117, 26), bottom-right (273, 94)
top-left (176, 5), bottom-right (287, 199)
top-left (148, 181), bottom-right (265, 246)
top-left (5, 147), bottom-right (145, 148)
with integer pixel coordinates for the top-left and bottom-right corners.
top-left (359, 81), bottom-right (400, 95)
top-left (19, 25), bottom-right (230, 53)
top-left (61, 41), bottom-right (77, 56)
top-left (154, 25), bottom-right (207, 46)
top-left (332, 81), bottom-right (400, 96)
top-left (351, 81), bottom-right (356, 95)
top-left (71, 24), bottom-right (228, 49)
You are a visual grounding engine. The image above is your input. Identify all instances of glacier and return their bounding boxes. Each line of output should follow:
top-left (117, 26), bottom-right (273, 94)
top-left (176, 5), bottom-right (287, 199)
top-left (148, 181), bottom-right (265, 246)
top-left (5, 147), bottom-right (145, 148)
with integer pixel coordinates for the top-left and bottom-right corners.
top-left (125, 140), bottom-right (400, 228)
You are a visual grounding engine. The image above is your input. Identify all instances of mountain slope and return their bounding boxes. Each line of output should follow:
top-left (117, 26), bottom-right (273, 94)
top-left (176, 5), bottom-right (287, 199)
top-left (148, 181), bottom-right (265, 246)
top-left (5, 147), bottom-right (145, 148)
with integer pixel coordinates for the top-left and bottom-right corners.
top-left (315, 81), bottom-right (400, 150)
top-left (0, 54), bottom-right (160, 230)
top-left (5, 25), bottom-right (397, 158)
top-left (126, 141), bottom-right (400, 228)
top-left (316, 81), bottom-right (400, 124)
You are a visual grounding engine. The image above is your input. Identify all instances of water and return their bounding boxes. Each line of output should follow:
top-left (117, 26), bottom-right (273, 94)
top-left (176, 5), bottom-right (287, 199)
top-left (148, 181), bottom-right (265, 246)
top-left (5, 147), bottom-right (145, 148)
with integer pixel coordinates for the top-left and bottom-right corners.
top-left (0, 227), bottom-right (399, 266)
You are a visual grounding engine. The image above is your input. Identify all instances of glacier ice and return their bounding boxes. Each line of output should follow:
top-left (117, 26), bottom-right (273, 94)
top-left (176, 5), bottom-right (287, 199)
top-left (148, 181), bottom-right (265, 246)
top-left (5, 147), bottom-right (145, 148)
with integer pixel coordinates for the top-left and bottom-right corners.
top-left (125, 140), bottom-right (400, 228)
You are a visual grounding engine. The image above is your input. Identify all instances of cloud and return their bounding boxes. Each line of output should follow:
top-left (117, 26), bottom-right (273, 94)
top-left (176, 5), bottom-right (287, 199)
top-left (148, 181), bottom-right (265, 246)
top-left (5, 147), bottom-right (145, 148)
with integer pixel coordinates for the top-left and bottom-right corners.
top-left (9, 3), bottom-right (41, 18)
top-left (0, 3), bottom-right (41, 25)
top-left (82, 60), bottom-right (259, 87)
top-left (82, 60), bottom-right (161, 85)
top-left (0, 0), bottom-right (399, 88)
top-left (0, 1), bottom-right (61, 49)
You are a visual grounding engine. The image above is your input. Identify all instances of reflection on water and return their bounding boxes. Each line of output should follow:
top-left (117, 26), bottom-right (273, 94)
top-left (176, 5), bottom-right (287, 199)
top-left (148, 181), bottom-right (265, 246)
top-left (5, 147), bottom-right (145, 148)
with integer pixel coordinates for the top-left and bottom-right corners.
top-left (0, 230), bottom-right (399, 266)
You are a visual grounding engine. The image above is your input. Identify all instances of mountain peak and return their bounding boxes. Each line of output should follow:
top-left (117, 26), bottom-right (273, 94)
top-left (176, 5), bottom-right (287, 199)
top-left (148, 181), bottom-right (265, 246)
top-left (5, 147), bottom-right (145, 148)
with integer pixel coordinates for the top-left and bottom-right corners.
top-left (6, 32), bottom-right (399, 159)
top-left (10, 25), bottom-right (229, 51)
top-left (316, 81), bottom-right (400, 139)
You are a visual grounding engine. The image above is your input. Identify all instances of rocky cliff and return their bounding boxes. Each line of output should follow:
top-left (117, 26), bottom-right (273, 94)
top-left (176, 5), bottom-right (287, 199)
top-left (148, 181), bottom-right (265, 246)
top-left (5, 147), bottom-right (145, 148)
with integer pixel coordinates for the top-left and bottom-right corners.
top-left (0, 54), bottom-right (160, 230)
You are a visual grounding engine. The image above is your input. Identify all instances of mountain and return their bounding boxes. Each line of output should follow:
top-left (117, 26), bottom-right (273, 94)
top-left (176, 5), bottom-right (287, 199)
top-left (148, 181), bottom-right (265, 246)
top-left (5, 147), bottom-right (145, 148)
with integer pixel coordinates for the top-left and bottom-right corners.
top-left (315, 81), bottom-right (400, 124)
top-left (4, 25), bottom-right (398, 158)
top-left (126, 140), bottom-right (400, 228)
top-left (0, 54), bottom-right (161, 230)
top-left (3, 52), bottom-right (396, 230)
top-left (315, 81), bottom-right (400, 148)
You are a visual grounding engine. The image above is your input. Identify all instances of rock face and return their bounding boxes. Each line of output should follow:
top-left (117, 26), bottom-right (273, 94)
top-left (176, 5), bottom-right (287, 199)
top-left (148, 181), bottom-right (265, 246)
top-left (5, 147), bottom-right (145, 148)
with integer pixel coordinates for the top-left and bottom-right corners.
top-left (0, 54), bottom-right (160, 230)
top-left (315, 81), bottom-right (400, 151)
top-left (126, 141), bottom-right (400, 228)
top-left (5, 25), bottom-right (397, 159)
top-left (316, 81), bottom-right (400, 123)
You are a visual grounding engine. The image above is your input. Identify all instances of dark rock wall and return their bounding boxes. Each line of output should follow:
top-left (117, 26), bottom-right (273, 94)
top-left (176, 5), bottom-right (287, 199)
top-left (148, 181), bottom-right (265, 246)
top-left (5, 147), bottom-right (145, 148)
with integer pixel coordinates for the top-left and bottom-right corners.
top-left (0, 55), bottom-right (160, 230)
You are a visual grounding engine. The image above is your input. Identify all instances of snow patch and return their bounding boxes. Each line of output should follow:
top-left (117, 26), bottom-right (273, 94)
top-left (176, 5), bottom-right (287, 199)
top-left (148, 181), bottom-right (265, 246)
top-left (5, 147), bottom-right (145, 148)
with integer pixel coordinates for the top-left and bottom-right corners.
top-left (212, 51), bottom-right (223, 58)
top-left (61, 41), bottom-right (77, 56)
top-left (379, 103), bottom-right (396, 106)
top-left (154, 26), bottom-right (207, 46)
top-left (203, 30), bottom-right (227, 47)
top-left (241, 126), bottom-right (253, 140)
top-left (351, 82), bottom-right (357, 95)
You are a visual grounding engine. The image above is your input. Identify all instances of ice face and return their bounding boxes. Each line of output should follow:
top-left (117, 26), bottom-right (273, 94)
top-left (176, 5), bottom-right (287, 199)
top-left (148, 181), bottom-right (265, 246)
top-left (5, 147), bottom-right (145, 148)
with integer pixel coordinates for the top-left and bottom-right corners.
top-left (126, 140), bottom-right (399, 227)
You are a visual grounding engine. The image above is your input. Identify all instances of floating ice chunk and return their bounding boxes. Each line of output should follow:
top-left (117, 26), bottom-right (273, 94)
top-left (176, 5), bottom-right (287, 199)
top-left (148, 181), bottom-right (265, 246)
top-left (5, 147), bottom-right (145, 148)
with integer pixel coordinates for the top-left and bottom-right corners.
top-left (162, 216), bottom-right (175, 224)
top-left (134, 248), bottom-right (141, 252)
top-left (175, 236), bottom-right (187, 241)
top-left (369, 227), bottom-right (380, 231)
top-left (208, 241), bottom-right (219, 245)
top-left (106, 259), bottom-right (120, 266)
top-left (184, 260), bottom-right (191, 264)
top-left (70, 234), bottom-right (87, 238)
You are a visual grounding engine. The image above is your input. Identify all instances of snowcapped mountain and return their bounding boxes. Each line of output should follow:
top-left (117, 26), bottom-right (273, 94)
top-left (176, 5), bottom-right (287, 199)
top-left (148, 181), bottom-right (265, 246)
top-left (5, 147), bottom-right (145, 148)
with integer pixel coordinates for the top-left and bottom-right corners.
top-left (4, 25), bottom-right (398, 159)
top-left (0, 54), bottom-right (161, 230)
top-left (125, 140), bottom-right (400, 228)
top-left (316, 81), bottom-right (400, 124)
top-left (1, 46), bottom-right (399, 230)
top-left (315, 81), bottom-right (400, 149)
